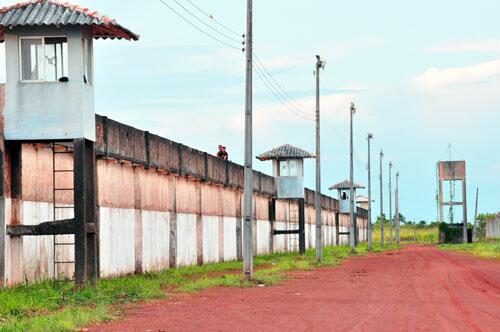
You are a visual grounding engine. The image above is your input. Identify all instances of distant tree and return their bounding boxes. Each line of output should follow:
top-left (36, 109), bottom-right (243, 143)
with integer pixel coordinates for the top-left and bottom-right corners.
top-left (398, 213), bottom-right (406, 224)
top-left (415, 220), bottom-right (426, 229)
top-left (375, 214), bottom-right (387, 225)
top-left (429, 221), bottom-right (440, 228)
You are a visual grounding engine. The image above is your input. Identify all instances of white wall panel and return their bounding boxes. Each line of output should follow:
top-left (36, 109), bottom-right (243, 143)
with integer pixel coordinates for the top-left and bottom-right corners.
top-left (176, 213), bottom-right (197, 267)
top-left (141, 210), bottom-right (169, 272)
top-left (99, 207), bottom-right (135, 278)
top-left (21, 201), bottom-right (53, 281)
top-left (274, 221), bottom-right (286, 252)
top-left (202, 216), bottom-right (219, 264)
top-left (256, 220), bottom-right (270, 255)
top-left (223, 217), bottom-right (237, 261)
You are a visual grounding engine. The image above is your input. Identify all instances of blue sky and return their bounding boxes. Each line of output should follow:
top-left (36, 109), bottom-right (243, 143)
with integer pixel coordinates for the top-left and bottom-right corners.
top-left (1, 0), bottom-right (499, 222)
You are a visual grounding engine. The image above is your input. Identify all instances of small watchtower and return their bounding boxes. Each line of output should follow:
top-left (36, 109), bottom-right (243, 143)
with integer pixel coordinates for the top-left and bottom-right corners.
top-left (0, 0), bottom-right (138, 287)
top-left (329, 180), bottom-right (365, 214)
top-left (256, 144), bottom-right (315, 199)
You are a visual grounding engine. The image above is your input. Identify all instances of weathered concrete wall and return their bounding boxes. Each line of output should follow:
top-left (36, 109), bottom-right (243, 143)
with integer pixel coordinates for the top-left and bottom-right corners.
top-left (486, 214), bottom-right (500, 239)
top-left (0, 115), bottom-right (368, 285)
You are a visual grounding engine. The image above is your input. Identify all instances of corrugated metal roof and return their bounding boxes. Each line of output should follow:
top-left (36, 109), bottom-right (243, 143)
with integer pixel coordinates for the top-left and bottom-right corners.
top-left (328, 179), bottom-right (365, 190)
top-left (256, 144), bottom-right (315, 161)
top-left (0, 0), bottom-right (139, 41)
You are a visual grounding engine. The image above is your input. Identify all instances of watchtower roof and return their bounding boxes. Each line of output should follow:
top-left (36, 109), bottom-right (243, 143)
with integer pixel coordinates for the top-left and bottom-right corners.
top-left (0, 0), bottom-right (139, 42)
top-left (256, 144), bottom-right (315, 161)
top-left (328, 179), bottom-right (365, 190)
top-left (355, 195), bottom-right (369, 203)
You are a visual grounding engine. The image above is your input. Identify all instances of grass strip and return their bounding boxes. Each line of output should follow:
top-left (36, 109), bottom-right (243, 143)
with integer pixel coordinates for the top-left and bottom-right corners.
top-left (438, 239), bottom-right (500, 259)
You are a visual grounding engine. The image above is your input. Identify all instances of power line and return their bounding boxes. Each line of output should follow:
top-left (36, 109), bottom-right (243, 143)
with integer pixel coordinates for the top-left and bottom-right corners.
top-left (253, 58), bottom-right (314, 119)
top-left (253, 64), bottom-right (315, 121)
top-left (254, 54), bottom-right (314, 114)
top-left (158, 0), bottom-right (242, 50)
top-left (185, 0), bottom-right (243, 37)
top-left (170, 0), bottom-right (243, 44)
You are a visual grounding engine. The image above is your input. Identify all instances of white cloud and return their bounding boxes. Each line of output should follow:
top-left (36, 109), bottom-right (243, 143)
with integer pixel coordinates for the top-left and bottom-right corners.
top-left (412, 59), bottom-right (500, 88)
top-left (490, 164), bottom-right (500, 173)
top-left (256, 55), bottom-right (310, 71)
top-left (425, 39), bottom-right (500, 54)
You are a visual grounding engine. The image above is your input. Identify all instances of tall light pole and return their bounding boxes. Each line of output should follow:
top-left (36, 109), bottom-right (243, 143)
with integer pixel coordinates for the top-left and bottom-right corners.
top-left (389, 161), bottom-right (393, 245)
top-left (395, 171), bottom-right (400, 244)
top-left (473, 187), bottom-right (479, 242)
top-left (349, 103), bottom-right (356, 253)
top-left (379, 150), bottom-right (384, 247)
top-left (367, 133), bottom-right (373, 251)
top-left (315, 55), bottom-right (325, 263)
top-left (242, 0), bottom-right (253, 279)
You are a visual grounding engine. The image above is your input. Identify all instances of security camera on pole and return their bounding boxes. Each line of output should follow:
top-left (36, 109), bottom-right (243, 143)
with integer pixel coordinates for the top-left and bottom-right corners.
top-left (395, 171), bottom-right (400, 244)
top-left (389, 161), bottom-right (393, 245)
top-left (367, 133), bottom-right (374, 251)
top-left (315, 55), bottom-right (325, 263)
top-left (349, 103), bottom-right (356, 253)
top-left (242, 0), bottom-right (253, 279)
top-left (379, 150), bottom-right (384, 247)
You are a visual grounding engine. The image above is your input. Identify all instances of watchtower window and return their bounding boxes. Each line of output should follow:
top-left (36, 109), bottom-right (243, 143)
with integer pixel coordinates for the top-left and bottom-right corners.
top-left (82, 37), bottom-right (92, 84)
top-left (279, 160), bottom-right (298, 176)
top-left (20, 37), bottom-right (68, 82)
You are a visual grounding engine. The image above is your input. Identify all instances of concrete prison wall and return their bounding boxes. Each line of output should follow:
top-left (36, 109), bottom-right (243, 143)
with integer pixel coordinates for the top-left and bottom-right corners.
top-left (1, 114), bottom-right (368, 284)
top-left (485, 214), bottom-right (500, 239)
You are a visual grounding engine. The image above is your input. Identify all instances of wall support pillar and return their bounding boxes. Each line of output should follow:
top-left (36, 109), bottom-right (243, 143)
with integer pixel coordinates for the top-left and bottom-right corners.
top-left (168, 176), bottom-right (177, 268)
top-left (335, 212), bottom-right (340, 246)
top-left (133, 166), bottom-right (143, 274)
top-left (298, 198), bottom-right (305, 255)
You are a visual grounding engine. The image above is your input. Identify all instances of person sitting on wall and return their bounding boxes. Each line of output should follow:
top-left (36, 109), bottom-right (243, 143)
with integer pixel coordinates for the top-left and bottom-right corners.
top-left (217, 145), bottom-right (228, 160)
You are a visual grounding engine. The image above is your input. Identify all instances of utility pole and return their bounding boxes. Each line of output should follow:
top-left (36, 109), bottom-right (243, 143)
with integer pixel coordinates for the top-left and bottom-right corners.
top-left (242, 0), bottom-right (253, 279)
top-left (379, 150), bottom-right (384, 247)
top-left (473, 187), bottom-right (479, 242)
top-left (315, 55), bottom-right (325, 263)
top-left (396, 171), bottom-right (400, 244)
top-left (389, 162), bottom-right (393, 245)
top-left (349, 103), bottom-right (356, 253)
top-left (367, 133), bottom-right (373, 250)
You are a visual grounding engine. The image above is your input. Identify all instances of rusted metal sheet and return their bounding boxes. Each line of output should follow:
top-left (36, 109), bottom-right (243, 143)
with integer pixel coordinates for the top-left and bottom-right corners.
top-left (438, 161), bottom-right (466, 180)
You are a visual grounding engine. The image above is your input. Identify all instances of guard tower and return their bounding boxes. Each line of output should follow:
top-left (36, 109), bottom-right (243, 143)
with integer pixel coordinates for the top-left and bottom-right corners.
top-left (0, 0), bottom-right (138, 286)
top-left (437, 160), bottom-right (468, 243)
top-left (329, 180), bottom-right (365, 244)
top-left (329, 180), bottom-right (365, 213)
top-left (257, 144), bottom-right (315, 254)
top-left (356, 196), bottom-right (369, 210)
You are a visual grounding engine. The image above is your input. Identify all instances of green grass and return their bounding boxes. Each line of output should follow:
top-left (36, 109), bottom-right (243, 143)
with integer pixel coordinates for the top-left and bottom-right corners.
top-left (438, 239), bottom-right (500, 259)
top-left (0, 243), bottom-right (399, 331)
top-left (372, 225), bottom-right (438, 244)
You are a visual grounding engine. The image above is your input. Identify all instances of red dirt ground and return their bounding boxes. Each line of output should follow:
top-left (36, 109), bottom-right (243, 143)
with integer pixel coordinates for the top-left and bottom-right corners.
top-left (88, 246), bottom-right (500, 331)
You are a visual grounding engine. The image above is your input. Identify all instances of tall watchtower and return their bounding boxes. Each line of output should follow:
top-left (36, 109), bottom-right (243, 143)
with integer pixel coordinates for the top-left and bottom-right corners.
top-left (0, 0), bottom-right (138, 287)
top-left (257, 144), bottom-right (315, 254)
top-left (437, 160), bottom-right (468, 243)
top-left (329, 180), bottom-right (365, 244)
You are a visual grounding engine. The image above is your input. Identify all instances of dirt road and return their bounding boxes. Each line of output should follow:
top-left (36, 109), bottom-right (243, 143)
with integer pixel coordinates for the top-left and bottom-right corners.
top-left (89, 246), bottom-right (500, 331)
